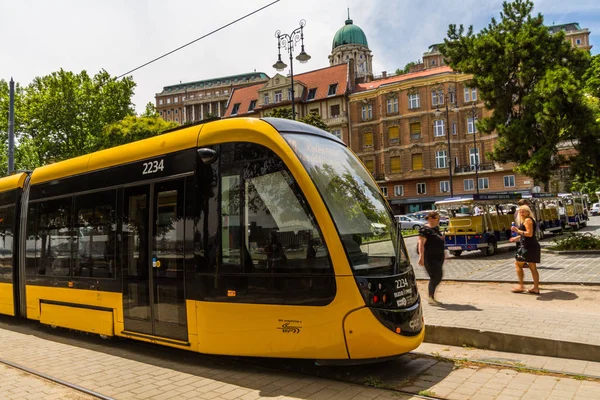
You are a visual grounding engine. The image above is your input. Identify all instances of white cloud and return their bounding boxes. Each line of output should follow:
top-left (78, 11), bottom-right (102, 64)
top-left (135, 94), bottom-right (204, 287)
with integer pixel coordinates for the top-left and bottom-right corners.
top-left (1, 0), bottom-right (597, 113)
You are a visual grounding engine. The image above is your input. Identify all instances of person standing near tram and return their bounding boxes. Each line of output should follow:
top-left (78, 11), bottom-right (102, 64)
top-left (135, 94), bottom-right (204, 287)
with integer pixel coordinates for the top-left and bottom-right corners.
top-left (510, 205), bottom-right (541, 294)
top-left (417, 211), bottom-right (446, 305)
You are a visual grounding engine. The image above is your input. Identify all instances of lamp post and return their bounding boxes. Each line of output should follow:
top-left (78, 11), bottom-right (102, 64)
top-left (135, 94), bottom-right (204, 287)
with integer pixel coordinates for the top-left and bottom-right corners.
top-left (434, 88), bottom-right (459, 197)
top-left (472, 102), bottom-right (480, 195)
top-left (273, 20), bottom-right (311, 120)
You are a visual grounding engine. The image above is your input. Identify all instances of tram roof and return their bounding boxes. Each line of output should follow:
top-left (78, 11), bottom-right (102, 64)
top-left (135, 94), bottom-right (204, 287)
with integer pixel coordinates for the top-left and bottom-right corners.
top-left (0, 172), bottom-right (29, 194)
top-left (29, 117), bottom-right (342, 185)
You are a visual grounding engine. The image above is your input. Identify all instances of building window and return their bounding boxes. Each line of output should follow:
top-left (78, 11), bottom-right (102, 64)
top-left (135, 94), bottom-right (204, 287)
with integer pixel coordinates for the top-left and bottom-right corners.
top-left (363, 132), bottom-right (373, 148)
top-left (174, 97), bottom-right (178, 103)
top-left (231, 103), bottom-right (240, 115)
top-left (167, 98), bottom-right (171, 104)
top-left (478, 177), bottom-right (489, 190)
top-left (310, 108), bottom-right (320, 115)
top-left (394, 185), bottom-right (404, 196)
top-left (365, 160), bottom-right (375, 174)
top-left (330, 104), bottom-right (340, 117)
top-left (307, 88), bottom-right (317, 100)
top-left (388, 126), bottom-right (400, 143)
top-left (159, 99), bottom-right (163, 105)
top-left (464, 87), bottom-right (477, 102)
top-left (433, 120), bottom-right (445, 137)
top-left (288, 88), bottom-right (293, 100)
top-left (380, 186), bottom-right (388, 197)
top-left (167, 110), bottom-right (171, 115)
top-left (452, 122), bottom-right (457, 135)
top-left (431, 90), bottom-right (444, 106)
top-left (440, 181), bottom-right (450, 193)
top-left (504, 175), bottom-right (516, 188)
top-left (264, 94), bottom-right (269, 105)
top-left (408, 93), bottom-right (420, 109)
top-left (411, 153), bottom-right (423, 170)
top-left (274, 91), bottom-right (282, 103)
top-left (467, 117), bottom-right (477, 134)
top-left (331, 129), bottom-right (341, 139)
top-left (248, 100), bottom-right (257, 111)
top-left (417, 183), bottom-right (426, 194)
top-left (449, 91), bottom-right (456, 104)
top-left (390, 156), bottom-right (401, 173)
top-left (576, 38), bottom-right (582, 45)
top-left (328, 84), bottom-right (338, 96)
top-left (361, 104), bottom-right (373, 120)
top-left (410, 122), bottom-right (421, 140)
top-left (469, 148), bottom-right (480, 168)
top-left (174, 109), bottom-right (178, 114)
top-left (387, 97), bottom-right (398, 113)
top-left (435, 150), bottom-right (447, 169)
top-left (464, 179), bottom-right (475, 191)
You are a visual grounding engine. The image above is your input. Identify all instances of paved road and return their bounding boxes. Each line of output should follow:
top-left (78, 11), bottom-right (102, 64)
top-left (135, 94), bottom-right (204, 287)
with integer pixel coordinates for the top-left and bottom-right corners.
top-left (1, 318), bottom-right (599, 400)
top-left (405, 216), bottom-right (600, 283)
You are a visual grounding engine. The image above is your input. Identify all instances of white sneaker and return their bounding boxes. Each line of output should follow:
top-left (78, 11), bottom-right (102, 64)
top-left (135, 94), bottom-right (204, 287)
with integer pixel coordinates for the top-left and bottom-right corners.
top-left (428, 298), bottom-right (442, 306)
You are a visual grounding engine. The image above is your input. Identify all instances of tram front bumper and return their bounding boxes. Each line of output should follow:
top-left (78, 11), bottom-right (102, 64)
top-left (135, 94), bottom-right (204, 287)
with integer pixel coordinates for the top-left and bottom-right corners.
top-left (343, 300), bottom-right (424, 360)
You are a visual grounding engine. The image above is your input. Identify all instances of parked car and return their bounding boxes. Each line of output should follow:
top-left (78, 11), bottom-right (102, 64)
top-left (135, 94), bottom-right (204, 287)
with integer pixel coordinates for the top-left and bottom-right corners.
top-left (591, 203), bottom-right (600, 216)
top-left (406, 210), bottom-right (450, 226)
top-left (395, 215), bottom-right (426, 230)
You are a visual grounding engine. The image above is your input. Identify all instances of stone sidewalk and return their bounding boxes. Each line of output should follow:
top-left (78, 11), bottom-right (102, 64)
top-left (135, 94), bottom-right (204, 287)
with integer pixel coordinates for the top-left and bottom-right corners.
top-left (419, 281), bottom-right (600, 362)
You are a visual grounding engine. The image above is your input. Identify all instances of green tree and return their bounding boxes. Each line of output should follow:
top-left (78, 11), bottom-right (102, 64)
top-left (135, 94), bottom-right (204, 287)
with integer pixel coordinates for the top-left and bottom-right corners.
top-left (440, 0), bottom-right (593, 189)
top-left (584, 54), bottom-right (600, 98)
top-left (22, 69), bottom-right (136, 165)
top-left (142, 102), bottom-right (159, 117)
top-left (395, 61), bottom-right (417, 75)
top-left (100, 114), bottom-right (177, 149)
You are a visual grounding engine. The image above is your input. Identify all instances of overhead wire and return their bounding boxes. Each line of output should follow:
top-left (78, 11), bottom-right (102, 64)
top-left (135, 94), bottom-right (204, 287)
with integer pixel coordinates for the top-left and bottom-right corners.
top-left (116, 0), bottom-right (281, 79)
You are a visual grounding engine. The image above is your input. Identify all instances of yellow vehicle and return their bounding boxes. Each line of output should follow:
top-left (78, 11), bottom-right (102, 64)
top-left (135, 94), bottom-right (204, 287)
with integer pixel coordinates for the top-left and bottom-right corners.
top-left (527, 193), bottom-right (564, 238)
top-left (435, 193), bottom-right (522, 257)
top-left (559, 193), bottom-right (588, 230)
top-left (0, 117), bottom-right (423, 363)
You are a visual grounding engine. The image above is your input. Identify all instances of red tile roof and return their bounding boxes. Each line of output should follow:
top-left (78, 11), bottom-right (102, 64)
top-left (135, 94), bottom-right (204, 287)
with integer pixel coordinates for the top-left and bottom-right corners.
top-left (354, 66), bottom-right (454, 93)
top-left (224, 82), bottom-right (264, 117)
top-left (224, 64), bottom-right (348, 117)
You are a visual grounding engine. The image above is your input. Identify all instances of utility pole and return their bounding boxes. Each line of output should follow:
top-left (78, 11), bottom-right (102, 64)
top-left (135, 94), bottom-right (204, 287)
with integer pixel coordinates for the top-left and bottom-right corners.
top-left (8, 78), bottom-right (15, 174)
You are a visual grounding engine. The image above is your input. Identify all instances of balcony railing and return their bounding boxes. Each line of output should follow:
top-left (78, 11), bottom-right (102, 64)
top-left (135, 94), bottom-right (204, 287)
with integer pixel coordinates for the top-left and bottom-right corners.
top-left (373, 172), bottom-right (386, 181)
top-left (324, 112), bottom-right (348, 126)
top-left (454, 162), bottom-right (495, 174)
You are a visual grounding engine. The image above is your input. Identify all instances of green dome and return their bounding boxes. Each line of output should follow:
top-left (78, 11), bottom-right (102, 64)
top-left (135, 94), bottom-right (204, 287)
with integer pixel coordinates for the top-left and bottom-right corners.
top-left (332, 18), bottom-right (368, 50)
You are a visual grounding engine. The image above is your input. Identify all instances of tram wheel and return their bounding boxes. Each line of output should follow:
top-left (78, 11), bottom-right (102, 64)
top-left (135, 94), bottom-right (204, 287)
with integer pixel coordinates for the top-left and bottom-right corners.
top-left (481, 240), bottom-right (497, 256)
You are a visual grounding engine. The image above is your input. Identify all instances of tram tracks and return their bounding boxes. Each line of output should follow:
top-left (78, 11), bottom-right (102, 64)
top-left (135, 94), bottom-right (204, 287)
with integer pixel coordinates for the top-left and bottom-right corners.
top-left (0, 357), bottom-right (113, 400)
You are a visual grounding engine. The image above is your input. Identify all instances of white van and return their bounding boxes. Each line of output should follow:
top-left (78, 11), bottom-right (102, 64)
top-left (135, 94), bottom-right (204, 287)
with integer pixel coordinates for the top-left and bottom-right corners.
top-left (591, 203), bottom-right (600, 216)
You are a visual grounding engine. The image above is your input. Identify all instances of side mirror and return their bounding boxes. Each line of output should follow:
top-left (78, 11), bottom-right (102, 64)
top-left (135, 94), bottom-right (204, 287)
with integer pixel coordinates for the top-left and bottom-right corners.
top-left (197, 148), bottom-right (218, 164)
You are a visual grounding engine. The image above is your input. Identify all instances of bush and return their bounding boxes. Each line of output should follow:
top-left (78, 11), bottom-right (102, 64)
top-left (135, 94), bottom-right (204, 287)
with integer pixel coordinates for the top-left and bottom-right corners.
top-left (550, 233), bottom-right (600, 251)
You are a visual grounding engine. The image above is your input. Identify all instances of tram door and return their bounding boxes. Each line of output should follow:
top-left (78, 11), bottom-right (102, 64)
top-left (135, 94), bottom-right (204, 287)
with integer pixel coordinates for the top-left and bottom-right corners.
top-left (122, 179), bottom-right (188, 341)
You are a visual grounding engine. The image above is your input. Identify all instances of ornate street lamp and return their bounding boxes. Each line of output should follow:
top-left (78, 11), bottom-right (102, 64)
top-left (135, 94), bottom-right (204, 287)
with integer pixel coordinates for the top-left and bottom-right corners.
top-left (434, 87), bottom-right (459, 197)
top-left (273, 20), bottom-right (311, 120)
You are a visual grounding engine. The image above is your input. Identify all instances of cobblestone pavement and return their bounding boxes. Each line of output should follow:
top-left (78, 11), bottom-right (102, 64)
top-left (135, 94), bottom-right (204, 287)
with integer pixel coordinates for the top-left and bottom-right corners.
top-left (1, 321), bottom-right (600, 400)
top-left (406, 216), bottom-right (600, 283)
top-left (418, 281), bottom-right (600, 348)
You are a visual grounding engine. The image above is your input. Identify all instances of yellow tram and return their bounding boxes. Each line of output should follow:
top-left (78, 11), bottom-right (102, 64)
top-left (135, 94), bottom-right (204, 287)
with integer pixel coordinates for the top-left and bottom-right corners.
top-left (0, 118), bottom-right (423, 362)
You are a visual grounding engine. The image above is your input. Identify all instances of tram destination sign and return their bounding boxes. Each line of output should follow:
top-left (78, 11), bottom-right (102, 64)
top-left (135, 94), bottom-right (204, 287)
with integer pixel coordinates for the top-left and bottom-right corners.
top-left (532, 193), bottom-right (556, 198)
top-left (473, 193), bottom-right (522, 201)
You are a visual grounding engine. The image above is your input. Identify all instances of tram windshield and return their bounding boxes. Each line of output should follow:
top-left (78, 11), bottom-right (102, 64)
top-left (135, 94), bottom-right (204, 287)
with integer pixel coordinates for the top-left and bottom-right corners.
top-left (284, 133), bottom-right (409, 276)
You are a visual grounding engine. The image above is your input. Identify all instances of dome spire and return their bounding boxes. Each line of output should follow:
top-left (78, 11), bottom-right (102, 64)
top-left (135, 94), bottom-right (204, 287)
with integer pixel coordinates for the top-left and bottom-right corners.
top-left (346, 8), bottom-right (352, 25)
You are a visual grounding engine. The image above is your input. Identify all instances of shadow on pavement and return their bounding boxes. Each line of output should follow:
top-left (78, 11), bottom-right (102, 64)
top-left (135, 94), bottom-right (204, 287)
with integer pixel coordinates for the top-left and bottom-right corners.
top-left (537, 289), bottom-right (579, 301)
top-left (537, 266), bottom-right (563, 270)
top-left (437, 303), bottom-right (482, 311)
top-left (0, 316), bottom-right (452, 399)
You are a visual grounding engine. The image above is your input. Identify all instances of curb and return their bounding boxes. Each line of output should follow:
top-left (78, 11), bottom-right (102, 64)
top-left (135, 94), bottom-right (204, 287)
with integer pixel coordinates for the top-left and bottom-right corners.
top-left (424, 325), bottom-right (600, 363)
top-left (542, 249), bottom-right (600, 255)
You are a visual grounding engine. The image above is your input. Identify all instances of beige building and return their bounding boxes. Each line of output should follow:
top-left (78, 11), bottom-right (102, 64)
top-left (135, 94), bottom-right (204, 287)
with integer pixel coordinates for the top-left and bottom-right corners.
top-left (155, 72), bottom-right (269, 124)
top-left (548, 22), bottom-right (592, 51)
top-left (224, 64), bottom-right (351, 143)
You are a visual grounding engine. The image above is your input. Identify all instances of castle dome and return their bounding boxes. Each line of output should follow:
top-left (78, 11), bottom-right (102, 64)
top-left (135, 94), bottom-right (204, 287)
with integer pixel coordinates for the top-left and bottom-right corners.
top-left (332, 17), bottom-right (368, 50)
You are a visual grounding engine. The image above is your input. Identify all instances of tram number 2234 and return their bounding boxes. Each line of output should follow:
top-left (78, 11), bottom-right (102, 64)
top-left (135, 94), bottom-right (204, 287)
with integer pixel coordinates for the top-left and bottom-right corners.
top-left (142, 159), bottom-right (165, 175)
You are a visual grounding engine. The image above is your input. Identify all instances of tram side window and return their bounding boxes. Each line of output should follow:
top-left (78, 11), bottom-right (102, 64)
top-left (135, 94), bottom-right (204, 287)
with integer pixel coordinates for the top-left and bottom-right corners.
top-left (25, 204), bottom-right (38, 278)
top-left (200, 142), bottom-right (335, 306)
top-left (36, 198), bottom-right (72, 276)
top-left (73, 190), bottom-right (117, 279)
top-left (0, 206), bottom-right (15, 282)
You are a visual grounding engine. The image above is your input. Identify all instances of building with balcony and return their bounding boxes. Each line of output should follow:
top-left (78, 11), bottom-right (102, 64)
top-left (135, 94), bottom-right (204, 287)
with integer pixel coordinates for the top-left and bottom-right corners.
top-left (224, 63), bottom-right (352, 142)
top-left (155, 72), bottom-right (269, 124)
top-left (348, 66), bottom-right (532, 214)
top-left (548, 22), bottom-right (592, 51)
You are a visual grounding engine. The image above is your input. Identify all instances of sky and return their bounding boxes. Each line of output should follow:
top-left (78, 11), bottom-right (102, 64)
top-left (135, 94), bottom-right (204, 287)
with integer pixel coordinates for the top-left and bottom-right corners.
top-left (2, 0), bottom-right (599, 113)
